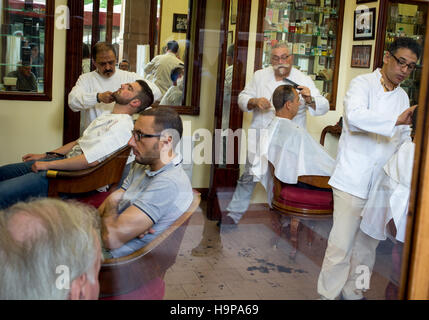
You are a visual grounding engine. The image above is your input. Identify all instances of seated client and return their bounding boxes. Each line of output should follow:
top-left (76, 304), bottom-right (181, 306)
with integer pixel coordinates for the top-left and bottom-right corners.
top-left (249, 84), bottom-right (335, 205)
top-left (99, 107), bottom-right (193, 258)
top-left (0, 80), bottom-right (154, 209)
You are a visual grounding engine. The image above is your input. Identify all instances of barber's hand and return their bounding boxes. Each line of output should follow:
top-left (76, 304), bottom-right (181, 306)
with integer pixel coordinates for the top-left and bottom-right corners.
top-left (98, 91), bottom-right (115, 104)
top-left (22, 153), bottom-right (45, 162)
top-left (31, 161), bottom-right (50, 173)
top-left (396, 105), bottom-right (417, 126)
top-left (298, 86), bottom-right (312, 104)
top-left (249, 97), bottom-right (272, 111)
top-left (138, 228), bottom-right (156, 239)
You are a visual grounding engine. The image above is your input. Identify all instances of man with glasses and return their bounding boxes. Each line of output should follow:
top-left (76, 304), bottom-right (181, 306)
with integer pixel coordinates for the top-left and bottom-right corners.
top-left (0, 80), bottom-right (154, 210)
top-left (99, 107), bottom-right (193, 259)
top-left (222, 41), bottom-right (329, 226)
top-left (318, 37), bottom-right (421, 300)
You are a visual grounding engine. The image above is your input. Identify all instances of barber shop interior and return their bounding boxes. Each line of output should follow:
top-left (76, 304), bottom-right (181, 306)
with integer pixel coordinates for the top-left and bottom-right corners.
top-left (0, 0), bottom-right (429, 302)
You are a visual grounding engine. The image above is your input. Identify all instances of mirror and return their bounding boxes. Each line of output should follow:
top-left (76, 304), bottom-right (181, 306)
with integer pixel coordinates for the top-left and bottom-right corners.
top-left (0, 0), bottom-right (53, 100)
top-left (145, 0), bottom-right (189, 107)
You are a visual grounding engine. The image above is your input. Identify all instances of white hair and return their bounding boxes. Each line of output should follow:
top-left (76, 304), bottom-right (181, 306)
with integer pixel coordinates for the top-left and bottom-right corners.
top-left (0, 198), bottom-right (101, 300)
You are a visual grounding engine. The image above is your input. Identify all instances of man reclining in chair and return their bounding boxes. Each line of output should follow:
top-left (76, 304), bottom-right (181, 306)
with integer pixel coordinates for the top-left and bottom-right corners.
top-left (0, 80), bottom-right (155, 210)
top-left (99, 107), bottom-right (193, 259)
top-left (248, 84), bottom-right (335, 207)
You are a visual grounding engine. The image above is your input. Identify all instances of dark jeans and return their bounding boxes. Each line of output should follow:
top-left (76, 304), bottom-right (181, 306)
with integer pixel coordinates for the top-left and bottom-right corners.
top-left (0, 157), bottom-right (62, 210)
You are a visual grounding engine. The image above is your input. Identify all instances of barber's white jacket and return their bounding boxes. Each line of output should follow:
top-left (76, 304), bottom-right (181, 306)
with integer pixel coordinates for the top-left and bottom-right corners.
top-left (329, 69), bottom-right (412, 199)
top-left (68, 69), bottom-right (161, 132)
top-left (238, 66), bottom-right (329, 130)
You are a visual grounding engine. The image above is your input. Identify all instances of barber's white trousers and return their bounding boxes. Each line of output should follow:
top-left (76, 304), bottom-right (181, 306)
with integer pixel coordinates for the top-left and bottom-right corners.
top-left (226, 161), bottom-right (257, 224)
top-left (317, 188), bottom-right (380, 300)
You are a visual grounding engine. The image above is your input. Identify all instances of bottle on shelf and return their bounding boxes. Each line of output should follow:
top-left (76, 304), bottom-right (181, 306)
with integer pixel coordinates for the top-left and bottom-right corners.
top-left (289, 21), bottom-right (296, 33)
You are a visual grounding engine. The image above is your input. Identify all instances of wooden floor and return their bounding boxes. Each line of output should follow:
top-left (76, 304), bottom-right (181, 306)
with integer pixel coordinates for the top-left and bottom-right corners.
top-left (163, 200), bottom-right (396, 300)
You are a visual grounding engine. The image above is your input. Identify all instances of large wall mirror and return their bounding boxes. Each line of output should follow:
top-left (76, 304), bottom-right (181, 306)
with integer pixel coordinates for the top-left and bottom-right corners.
top-left (63, 0), bottom-right (205, 143)
top-left (0, 0), bottom-right (54, 100)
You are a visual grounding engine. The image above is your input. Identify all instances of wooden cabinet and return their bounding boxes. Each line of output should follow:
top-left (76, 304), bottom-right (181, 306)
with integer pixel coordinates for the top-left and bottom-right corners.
top-left (257, 0), bottom-right (344, 109)
top-left (375, 0), bottom-right (427, 106)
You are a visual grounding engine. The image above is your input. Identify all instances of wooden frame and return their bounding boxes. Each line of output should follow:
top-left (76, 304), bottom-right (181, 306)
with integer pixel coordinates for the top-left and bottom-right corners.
top-left (0, 0), bottom-right (54, 101)
top-left (351, 45), bottom-right (372, 68)
top-left (353, 7), bottom-right (376, 40)
top-left (172, 13), bottom-right (188, 33)
top-left (357, 0), bottom-right (377, 3)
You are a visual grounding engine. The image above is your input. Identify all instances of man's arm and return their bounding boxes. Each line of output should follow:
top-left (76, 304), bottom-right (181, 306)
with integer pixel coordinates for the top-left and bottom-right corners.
top-left (101, 204), bottom-right (154, 250)
top-left (68, 74), bottom-right (114, 112)
top-left (237, 70), bottom-right (271, 112)
top-left (298, 76), bottom-right (329, 116)
top-left (31, 154), bottom-right (98, 172)
top-left (22, 141), bottom-right (78, 162)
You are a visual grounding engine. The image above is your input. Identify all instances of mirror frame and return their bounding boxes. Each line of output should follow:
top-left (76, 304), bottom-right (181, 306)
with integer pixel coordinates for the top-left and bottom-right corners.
top-left (0, 0), bottom-right (54, 101)
top-left (153, 0), bottom-right (205, 115)
top-left (63, 0), bottom-right (205, 143)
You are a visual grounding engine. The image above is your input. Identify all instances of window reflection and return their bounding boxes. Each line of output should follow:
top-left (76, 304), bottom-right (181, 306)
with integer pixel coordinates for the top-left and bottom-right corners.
top-left (0, 0), bottom-right (46, 93)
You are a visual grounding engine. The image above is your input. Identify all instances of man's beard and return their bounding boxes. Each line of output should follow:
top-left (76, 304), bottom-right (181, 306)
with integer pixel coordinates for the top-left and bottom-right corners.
top-left (113, 89), bottom-right (133, 105)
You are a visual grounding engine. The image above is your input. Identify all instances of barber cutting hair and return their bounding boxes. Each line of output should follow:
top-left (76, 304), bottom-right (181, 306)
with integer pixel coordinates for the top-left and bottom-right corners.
top-left (222, 41), bottom-right (329, 227)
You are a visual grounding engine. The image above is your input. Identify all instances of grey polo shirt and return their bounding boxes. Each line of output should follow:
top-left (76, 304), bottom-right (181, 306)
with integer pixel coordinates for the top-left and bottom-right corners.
top-left (108, 156), bottom-right (193, 258)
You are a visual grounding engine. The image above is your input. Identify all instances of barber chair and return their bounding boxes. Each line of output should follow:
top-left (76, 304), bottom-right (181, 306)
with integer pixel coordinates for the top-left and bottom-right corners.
top-left (99, 190), bottom-right (201, 300)
top-left (46, 145), bottom-right (131, 206)
top-left (271, 118), bottom-right (342, 259)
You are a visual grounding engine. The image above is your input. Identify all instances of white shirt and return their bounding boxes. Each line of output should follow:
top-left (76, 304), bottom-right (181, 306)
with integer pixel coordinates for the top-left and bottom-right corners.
top-left (238, 66), bottom-right (329, 130)
top-left (250, 117), bottom-right (335, 205)
top-left (66, 113), bottom-right (135, 164)
top-left (68, 69), bottom-right (161, 132)
top-left (360, 141), bottom-right (414, 243)
top-left (144, 52), bottom-right (183, 96)
top-left (329, 69), bottom-right (412, 199)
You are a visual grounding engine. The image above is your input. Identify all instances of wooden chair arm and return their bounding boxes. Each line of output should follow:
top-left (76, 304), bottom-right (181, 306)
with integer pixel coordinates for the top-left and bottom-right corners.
top-left (47, 146), bottom-right (131, 197)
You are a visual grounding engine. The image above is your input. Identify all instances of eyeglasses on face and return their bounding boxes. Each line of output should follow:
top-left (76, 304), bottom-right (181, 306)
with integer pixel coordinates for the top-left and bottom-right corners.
top-left (389, 52), bottom-right (417, 71)
top-left (131, 130), bottom-right (161, 141)
top-left (271, 54), bottom-right (292, 63)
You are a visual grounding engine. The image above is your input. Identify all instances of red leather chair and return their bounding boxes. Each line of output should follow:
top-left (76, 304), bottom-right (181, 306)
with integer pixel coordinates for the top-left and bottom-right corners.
top-left (271, 119), bottom-right (342, 259)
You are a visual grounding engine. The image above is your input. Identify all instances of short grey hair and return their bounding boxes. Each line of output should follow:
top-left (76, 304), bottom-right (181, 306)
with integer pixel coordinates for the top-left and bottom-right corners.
top-left (272, 85), bottom-right (296, 111)
top-left (271, 41), bottom-right (290, 51)
top-left (0, 198), bottom-right (101, 300)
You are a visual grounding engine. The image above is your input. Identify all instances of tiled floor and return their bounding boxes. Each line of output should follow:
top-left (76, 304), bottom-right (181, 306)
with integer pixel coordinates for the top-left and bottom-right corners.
top-left (163, 200), bottom-right (396, 300)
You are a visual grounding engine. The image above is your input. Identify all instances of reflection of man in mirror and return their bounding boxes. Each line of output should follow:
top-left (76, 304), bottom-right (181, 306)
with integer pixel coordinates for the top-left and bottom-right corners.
top-left (160, 64), bottom-right (184, 106)
top-left (222, 44), bottom-right (235, 129)
top-left (119, 59), bottom-right (130, 71)
top-left (7, 62), bottom-right (37, 92)
top-left (29, 43), bottom-right (44, 78)
top-left (222, 41), bottom-right (329, 226)
top-left (69, 42), bottom-right (161, 134)
top-left (144, 40), bottom-right (183, 97)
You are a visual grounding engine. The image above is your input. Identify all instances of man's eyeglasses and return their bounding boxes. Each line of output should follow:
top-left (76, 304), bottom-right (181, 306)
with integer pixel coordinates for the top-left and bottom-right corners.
top-left (389, 52), bottom-right (417, 71)
top-left (271, 54), bottom-right (291, 63)
top-left (131, 130), bottom-right (161, 141)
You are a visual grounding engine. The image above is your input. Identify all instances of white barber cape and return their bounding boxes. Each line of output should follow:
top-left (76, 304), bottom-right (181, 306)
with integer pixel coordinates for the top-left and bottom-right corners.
top-left (249, 117), bottom-right (335, 205)
top-left (360, 141), bottom-right (414, 243)
top-left (238, 66), bottom-right (329, 130)
top-left (68, 69), bottom-right (161, 133)
top-left (66, 113), bottom-right (135, 165)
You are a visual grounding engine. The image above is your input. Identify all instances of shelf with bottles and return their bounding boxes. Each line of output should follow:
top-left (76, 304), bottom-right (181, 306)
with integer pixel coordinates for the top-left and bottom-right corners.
top-left (0, 63), bottom-right (44, 67)
top-left (0, 33), bottom-right (43, 40)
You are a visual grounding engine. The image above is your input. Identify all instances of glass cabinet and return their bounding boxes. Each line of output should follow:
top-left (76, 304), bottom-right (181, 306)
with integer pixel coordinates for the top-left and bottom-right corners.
top-left (260, 0), bottom-right (344, 108)
top-left (0, 0), bottom-right (53, 100)
top-left (375, 0), bottom-right (427, 106)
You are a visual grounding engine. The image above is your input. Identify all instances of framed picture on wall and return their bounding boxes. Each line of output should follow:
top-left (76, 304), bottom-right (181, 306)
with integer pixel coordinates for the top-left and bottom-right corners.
top-left (172, 13), bottom-right (188, 33)
top-left (351, 45), bottom-right (372, 68)
top-left (353, 7), bottom-right (376, 40)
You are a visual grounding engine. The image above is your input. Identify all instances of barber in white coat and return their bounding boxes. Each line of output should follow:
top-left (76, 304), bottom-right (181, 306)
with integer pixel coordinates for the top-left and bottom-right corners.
top-left (317, 37), bottom-right (421, 300)
top-left (222, 41), bottom-right (329, 226)
top-left (69, 42), bottom-right (161, 134)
